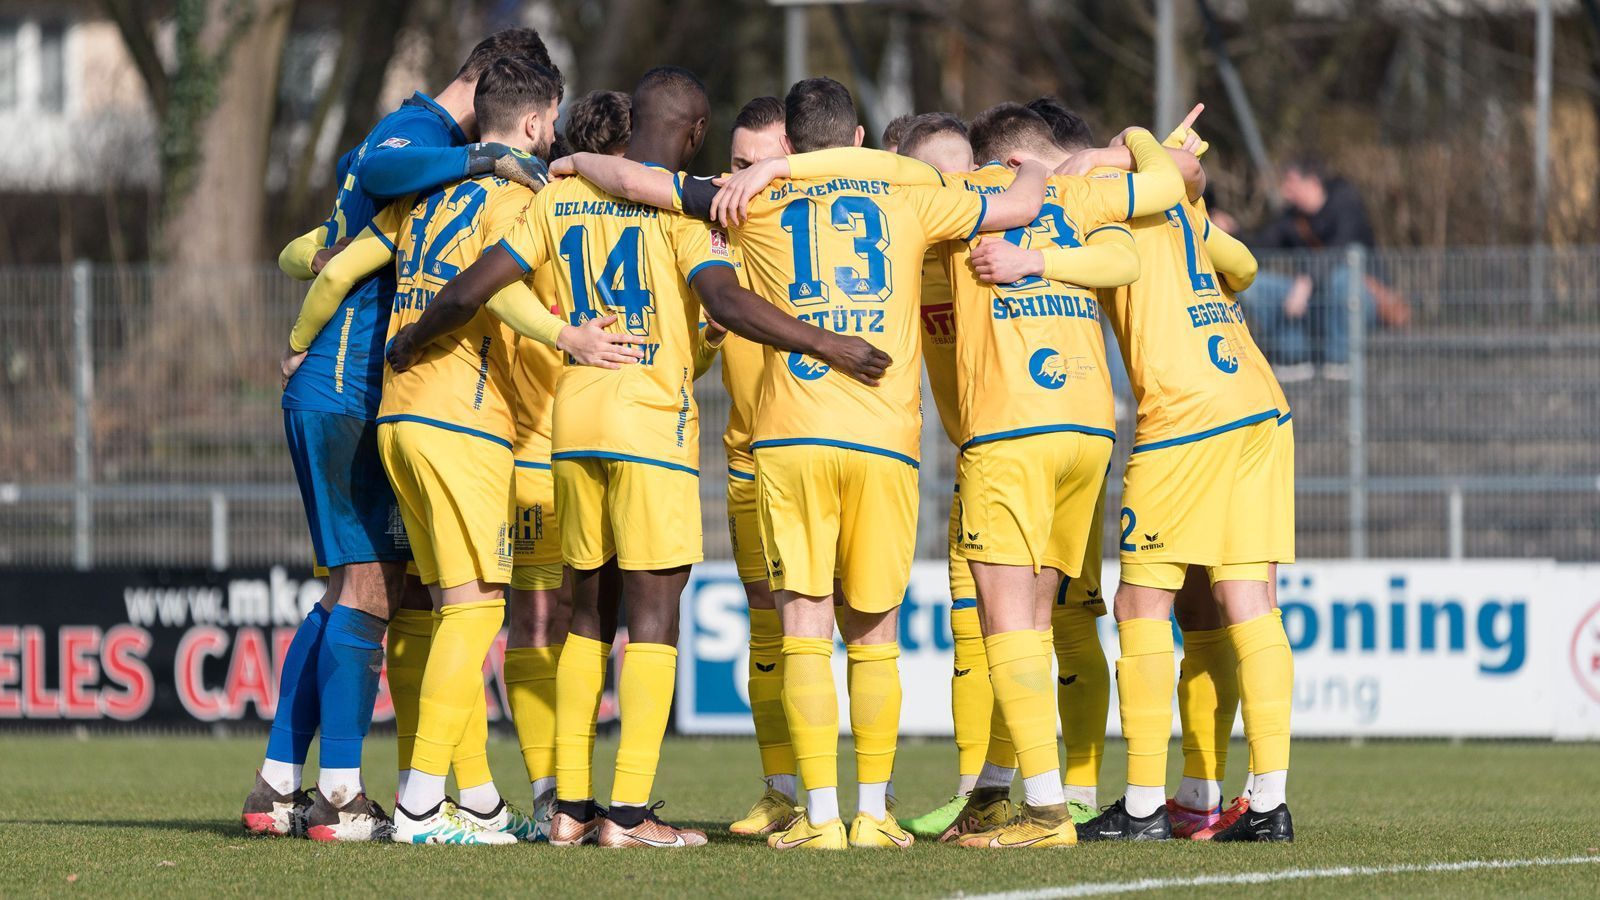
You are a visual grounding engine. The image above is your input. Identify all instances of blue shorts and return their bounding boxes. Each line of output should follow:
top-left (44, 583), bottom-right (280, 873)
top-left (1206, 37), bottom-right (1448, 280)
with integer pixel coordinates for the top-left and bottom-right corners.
top-left (284, 409), bottom-right (411, 569)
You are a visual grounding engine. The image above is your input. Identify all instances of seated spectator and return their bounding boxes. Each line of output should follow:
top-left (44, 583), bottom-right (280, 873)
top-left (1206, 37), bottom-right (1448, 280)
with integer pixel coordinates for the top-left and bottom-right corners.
top-left (1246, 157), bottom-right (1384, 381)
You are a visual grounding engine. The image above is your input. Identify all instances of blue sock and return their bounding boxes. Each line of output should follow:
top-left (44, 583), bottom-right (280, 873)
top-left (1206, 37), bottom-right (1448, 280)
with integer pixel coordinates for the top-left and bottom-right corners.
top-left (265, 604), bottom-right (330, 765)
top-left (316, 605), bottom-right (389, 769)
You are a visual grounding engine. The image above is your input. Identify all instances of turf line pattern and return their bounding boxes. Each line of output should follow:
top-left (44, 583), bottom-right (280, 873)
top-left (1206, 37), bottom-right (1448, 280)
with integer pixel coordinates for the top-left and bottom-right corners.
top-left (959, 854), bottom-right (1600, 899)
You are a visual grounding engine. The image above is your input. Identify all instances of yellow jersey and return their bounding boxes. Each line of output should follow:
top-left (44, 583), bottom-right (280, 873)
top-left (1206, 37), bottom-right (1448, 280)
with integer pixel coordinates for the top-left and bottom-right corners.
top-left (736, 175), bottom-right (987, 466)
top-left (375, 175), bottom-right (532, 448)
top-left (496, 173), bottom-right (734, 473)
top-left (1099, 198), bottom-right (1282, 450)
top-left (512, 263), bottom-right (563, 464)
top-left (918, 250), bottom-right (960, 447)
top-left (940, 166), bottom-right (1132, 449)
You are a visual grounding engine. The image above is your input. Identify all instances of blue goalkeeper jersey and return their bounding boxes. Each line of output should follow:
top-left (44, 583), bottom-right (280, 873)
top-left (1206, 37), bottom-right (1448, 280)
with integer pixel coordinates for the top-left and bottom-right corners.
top-left (281, 92), bottom-right (469, 418)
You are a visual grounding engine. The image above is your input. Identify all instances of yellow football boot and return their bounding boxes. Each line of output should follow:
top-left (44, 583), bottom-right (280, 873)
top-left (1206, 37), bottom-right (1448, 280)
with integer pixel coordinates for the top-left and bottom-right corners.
top-left (730, 786), bottom-right (801, 836)
top-left (937, 786), bottom-right (1014, 842)
top-left (849, 812), bottom-right (914, 849)
top-left (766, 813), bottom-right (848, 851)
top-left (959, 802), bottom-right (1078, 849)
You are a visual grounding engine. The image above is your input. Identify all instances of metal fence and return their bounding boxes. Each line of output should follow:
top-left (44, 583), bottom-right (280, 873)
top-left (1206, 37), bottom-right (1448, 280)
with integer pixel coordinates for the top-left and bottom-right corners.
top-left (2, 246), bottom-right (1598, 569)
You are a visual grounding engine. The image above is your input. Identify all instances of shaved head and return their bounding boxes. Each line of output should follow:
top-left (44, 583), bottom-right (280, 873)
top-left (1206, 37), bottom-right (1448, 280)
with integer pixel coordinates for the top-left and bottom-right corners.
top-left (628, 65), bottom-right (709, 170)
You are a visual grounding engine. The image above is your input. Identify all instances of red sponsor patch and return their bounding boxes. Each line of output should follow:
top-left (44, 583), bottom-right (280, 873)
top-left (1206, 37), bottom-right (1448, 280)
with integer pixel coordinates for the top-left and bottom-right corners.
top-left (710, 228), bottom-right (730, 257)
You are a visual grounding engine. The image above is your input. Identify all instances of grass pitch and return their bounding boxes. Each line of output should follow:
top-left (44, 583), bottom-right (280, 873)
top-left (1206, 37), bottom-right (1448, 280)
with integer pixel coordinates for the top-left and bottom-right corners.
top-left (3, 734), bottom-right (1597, 898)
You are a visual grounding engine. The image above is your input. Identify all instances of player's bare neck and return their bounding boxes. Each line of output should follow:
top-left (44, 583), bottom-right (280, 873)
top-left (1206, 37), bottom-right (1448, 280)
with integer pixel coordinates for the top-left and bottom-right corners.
top-left (625, 131), bottom-right (688, 173)
top-left (433, 79), bottom-right (477, 136)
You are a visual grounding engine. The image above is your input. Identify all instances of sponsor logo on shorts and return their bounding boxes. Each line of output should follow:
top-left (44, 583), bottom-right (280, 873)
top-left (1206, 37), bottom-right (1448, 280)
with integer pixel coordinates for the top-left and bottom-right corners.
top-left (1140, 531), bottom-right (1165, 551)
top-left (960, 529), bottom-right (984, 552)
top-left (387, 506), bottom-right (410, 550)
top-left (755, 662), bottom-right (776, 673)
top-left (785, 352), bottom-right (830, 381)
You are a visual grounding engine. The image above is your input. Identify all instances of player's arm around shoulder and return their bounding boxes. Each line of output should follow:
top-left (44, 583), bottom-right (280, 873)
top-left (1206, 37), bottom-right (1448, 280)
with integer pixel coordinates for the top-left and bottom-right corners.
top-left (973, 159), bottom-right (1049, 232)
top-left (971, 223), bottom-right (1140, 289)
top-left (277, 224), bottom-right (331, 281)
top-left (689, 263), bottom-right (889, 387)
top-left (280, 219), bottom-right (399, 386)
top-left (549, 153), bottom-right (681, 211)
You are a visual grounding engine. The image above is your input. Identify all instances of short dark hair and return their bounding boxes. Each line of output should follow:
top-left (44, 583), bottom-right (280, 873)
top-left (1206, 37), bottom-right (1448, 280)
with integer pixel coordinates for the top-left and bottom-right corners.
top-left (473, 57), bottom-right (564, 136)
top-left (631, 65), bottom-right (708, 132)
top-left (880, 113), bottom-right (916, 150)
top-left (968, 102), bottom-right (1058, 164)
top-left (1026, 96), bottom-right (1095, 151)
top-left (565, 90), bottom-right (631, 155)
top-left (899, 112), bottom-right (967, 158)
top-left (457, 28), bottom-right (555, 81)
top-left (1284, 155), bottom-right (1328, 182)
top-left (785, 77), bottom-right (858, 153)
top-left (733, 95), bottom-right (785, 136)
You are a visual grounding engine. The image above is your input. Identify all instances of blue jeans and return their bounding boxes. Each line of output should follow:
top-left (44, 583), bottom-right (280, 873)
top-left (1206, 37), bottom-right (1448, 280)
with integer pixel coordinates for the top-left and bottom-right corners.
top-left (1244, 266), bottom-right (1377, 365)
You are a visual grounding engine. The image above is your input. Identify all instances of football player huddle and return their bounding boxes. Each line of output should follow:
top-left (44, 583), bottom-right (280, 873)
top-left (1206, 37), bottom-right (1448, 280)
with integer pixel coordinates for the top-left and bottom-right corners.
top-left (247, 23), bottom-right (1295, 850)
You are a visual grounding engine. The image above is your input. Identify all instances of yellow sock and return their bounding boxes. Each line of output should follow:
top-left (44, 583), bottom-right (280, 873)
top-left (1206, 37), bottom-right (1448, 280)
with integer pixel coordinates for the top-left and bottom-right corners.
top-left (1117, 618), bottom-right (1175, 788)
top-left (504, 644), bottom-right (562, 784)
top-left (846, 642), bottom-right (901, 785)
top-left (984, 630), bottom-right (1059, 780)
top-left (747, 608), bottom-right (794, 779)
top-left (385, 609), bottom-right (434, 772)
top-left (453, 685), bottom-right (492, 790)
top-left (1178, 627), bottom-right (1237, 782)
top-left (555, 634), bottom-right (609, 802)
top-left (611, 643), bottom-right (678, 806)
top-left (985, 690), bottom-right (1019, 770)
top-left (412, 600), bottom-right (504, 778)
top-left (1230, 612), bottom-right (1292, 773)
top-left (1053, 605), bottom-right (1109, 791)
top-left (949, 606), bottom-right (993, 778)
top-left (782, 637), bottom-right (838, 792)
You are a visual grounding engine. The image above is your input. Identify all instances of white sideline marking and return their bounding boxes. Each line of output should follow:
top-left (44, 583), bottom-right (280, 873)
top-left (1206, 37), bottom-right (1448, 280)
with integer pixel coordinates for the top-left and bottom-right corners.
top-left (957, 855), bottom-right (1600, 899)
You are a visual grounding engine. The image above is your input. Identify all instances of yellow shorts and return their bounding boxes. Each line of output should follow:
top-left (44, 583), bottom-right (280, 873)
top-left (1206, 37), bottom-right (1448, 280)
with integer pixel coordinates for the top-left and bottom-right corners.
top-left (755, 443), bottom-right (917, 614)
top-left (1056, 476), bottom-right (1109, 616)
top-left (511, 462), bottom-right (563, 592)
top-left (1264, 415), bottom-right (1297, 563)
top-left (553, 455), bottom-right (702, 571)
top-left (957, 431), bottom-right (1113, 578)
top-left (376, 421), bottom-right (513, 590)
top-left (1119, 416), bottom-right (1289, 590)
top-left (946, 485), bottom-right (975, 607)
top-left (727, 467), bottom-right (767, 584)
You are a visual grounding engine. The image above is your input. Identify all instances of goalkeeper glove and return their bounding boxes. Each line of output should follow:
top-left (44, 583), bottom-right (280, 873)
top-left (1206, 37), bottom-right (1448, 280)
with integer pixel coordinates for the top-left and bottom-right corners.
top-left (465, 143), bottom-right (551, 191)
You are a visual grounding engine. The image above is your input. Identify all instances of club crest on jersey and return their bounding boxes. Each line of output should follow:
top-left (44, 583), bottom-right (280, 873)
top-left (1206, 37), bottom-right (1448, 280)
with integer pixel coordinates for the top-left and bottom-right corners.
top-left (1207, 334), bottom-right (1241, 374)
top-left (1029, 348), bottom-right (1068, 390)
top-left (786, 351), bottom-right (830, 381)
top-left (709, 228), bottom-right (730, 257)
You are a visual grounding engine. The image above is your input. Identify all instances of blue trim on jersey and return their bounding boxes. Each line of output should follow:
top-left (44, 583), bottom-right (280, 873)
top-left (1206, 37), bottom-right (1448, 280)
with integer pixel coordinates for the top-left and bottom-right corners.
top-left (979, 160), bottom-right (1005, 169)
top-left (1124, 172), bottom-right (1135, 219)
top-left (1130, 409), bottom-right (1280, 454)
top-left (551, 450), bottom-right (699, 476)
top-left (375, 414), bottom-right (514, 450)
top-left (497, 238), bottom-right (533, 273)
top-left (750, 438), bottom-right (919, 469)
top-left (1085, 224), bottom-right (1132, 240)
top-left (515, 460), bottom-right (552, 470)
top-left (686, 259), bottom-right (735, 284)
top-left (1278, 410), bottom-right (1293, 425)
top-left (964, 195), bottom-right (989, 243)
top-left (728, 467), bottom-right (756, 481)
top-left (372, 229), bottom-right (397, 252)
top-left (961, 423), bottom-right (1118, 451)
top-left (951, 597), bottom-right (977, 611)
top-left (1203, 217), bottom-right (1212, 240)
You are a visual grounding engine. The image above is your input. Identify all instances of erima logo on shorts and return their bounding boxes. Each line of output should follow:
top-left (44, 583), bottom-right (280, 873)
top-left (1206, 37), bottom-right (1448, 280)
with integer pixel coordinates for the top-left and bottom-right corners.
top-left (786, 352), bottom-right (829, 381)
top-left (1207, 334), bottom-right (1241, 374)
top-left (1141, 531), bottom-right (1165, 551)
